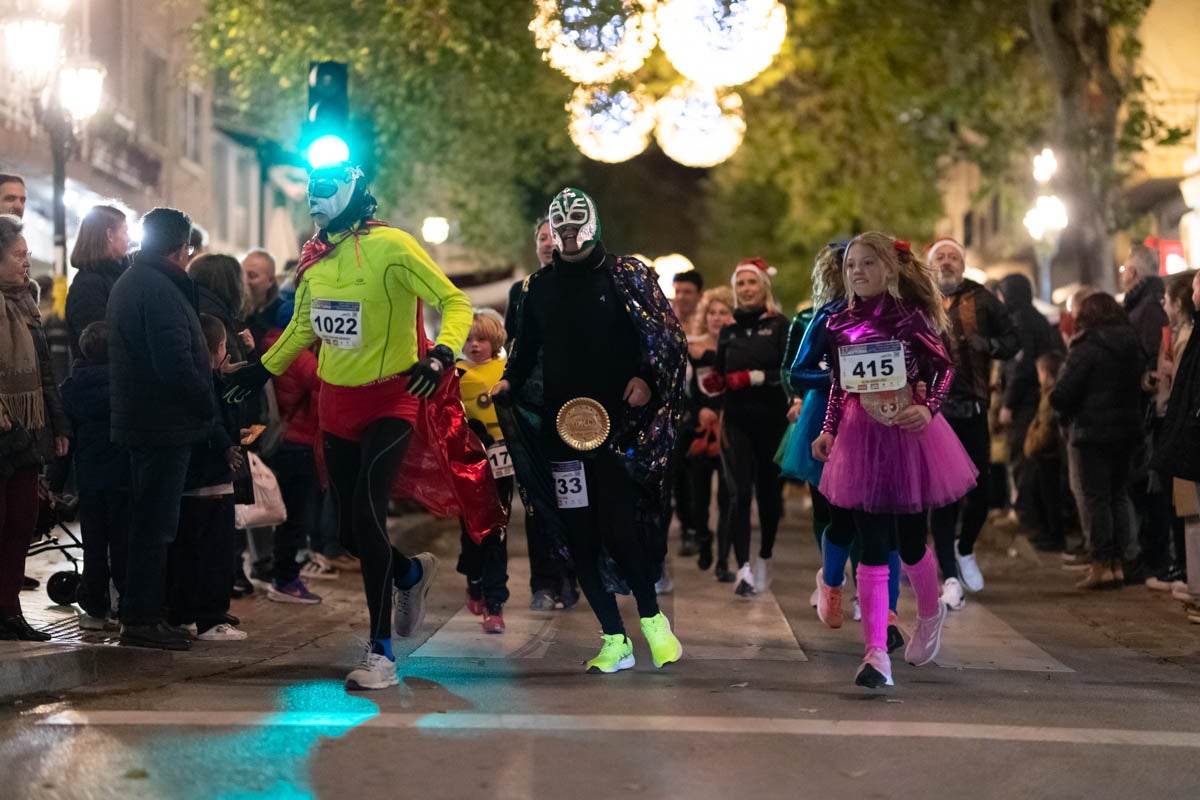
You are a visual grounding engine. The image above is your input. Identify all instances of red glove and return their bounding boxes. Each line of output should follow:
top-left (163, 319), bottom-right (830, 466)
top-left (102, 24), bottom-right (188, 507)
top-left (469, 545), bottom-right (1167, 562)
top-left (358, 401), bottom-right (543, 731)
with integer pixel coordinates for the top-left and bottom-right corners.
top-left (725, 370), bottom-right (751, 391)
top-left (701, 371), bottom-right (726, 395)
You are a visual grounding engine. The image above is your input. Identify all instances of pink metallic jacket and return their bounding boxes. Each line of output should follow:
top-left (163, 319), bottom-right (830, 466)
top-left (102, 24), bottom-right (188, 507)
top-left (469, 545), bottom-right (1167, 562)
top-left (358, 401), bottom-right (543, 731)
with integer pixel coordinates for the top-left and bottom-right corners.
top-left (822, 293), bottom-right (955, 435)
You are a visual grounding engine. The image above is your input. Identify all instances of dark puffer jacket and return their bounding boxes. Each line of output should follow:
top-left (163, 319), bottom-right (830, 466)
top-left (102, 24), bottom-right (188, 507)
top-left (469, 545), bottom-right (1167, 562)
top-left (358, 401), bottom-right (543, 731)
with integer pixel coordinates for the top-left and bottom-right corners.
top-left (1050, 323), bottom-right (1146, 446)
top-left (998, 273), bottom-right (1061, 415)
top-left (1124, 276), bottom-right (1170, 364)
top-left (65, 256), bottom-right (128, 360)
top-left (1152, 308), bottom-right (1200, 480)
top-left (107, 252), bottom-right (217, 447)
top-left (60, 359), bottom-right (128, 493)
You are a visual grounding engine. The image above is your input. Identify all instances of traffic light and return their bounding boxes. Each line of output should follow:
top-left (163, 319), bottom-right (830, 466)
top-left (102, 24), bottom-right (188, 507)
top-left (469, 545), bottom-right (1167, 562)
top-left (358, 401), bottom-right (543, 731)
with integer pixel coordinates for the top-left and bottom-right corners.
top-left (304, 61), bottom-right (350, 168)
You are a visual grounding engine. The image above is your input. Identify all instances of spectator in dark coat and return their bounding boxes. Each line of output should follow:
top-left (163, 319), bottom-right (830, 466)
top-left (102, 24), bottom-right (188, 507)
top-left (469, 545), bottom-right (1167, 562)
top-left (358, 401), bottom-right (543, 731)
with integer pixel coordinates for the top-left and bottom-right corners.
top-left (1051, 293), bottom-right (1145, 591)
top-left (1120, 245), bottom-right (1170, 364)
top-left (997, 273), bottom-right (1061, 527)
top-left (1153, 271), bottom-right (1200, 488)
top-left (107, 207), bottom-right (214, 651)
top-left (60, 321), bottom-right (128, 629)
top-left (189, 253), bottom-right (254, 365)
top-left (64, 205), bottom-right (130, 361)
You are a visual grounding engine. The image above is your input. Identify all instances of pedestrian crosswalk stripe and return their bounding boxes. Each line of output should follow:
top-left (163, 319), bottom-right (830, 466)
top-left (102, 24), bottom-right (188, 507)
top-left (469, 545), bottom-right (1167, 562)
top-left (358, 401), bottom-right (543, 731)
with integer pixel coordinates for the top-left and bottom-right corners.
top-left (410, 606), bottom-right (559, 659)
top-left (38, 710), bottom-right (1200, 748)
top-left (934, 600), bottom-right (1072, 672)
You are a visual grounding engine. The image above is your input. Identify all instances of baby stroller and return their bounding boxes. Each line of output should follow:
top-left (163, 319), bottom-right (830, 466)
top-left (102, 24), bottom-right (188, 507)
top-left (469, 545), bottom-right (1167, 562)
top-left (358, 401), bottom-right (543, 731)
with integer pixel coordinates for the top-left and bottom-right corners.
top-left (28, 480), bottom-right (84, 606)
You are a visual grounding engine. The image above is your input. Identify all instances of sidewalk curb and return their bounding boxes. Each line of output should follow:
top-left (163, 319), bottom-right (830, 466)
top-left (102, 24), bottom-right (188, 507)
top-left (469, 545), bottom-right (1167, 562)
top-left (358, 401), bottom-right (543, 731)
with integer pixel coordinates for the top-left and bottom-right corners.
top-left (0, 642), bottom-right (169, 703)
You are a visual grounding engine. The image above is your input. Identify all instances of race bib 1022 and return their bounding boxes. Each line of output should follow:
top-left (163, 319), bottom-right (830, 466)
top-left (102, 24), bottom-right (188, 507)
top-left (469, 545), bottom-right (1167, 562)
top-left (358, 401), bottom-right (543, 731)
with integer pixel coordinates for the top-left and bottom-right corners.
top-left (837, 340), bottom-right (906, 393)
top-left (310, 299), bottom-right (363, 349)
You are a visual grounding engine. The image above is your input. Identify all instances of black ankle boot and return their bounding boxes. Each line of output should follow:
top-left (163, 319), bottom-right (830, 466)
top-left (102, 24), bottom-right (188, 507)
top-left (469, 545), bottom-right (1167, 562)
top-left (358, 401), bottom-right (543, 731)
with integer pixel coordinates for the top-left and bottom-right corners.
top-left (2, 614), bottom-right (51, 642)
top-left (714, 562), bottom-right (735, 583)
top-left (697, 531), bottom-right (714, 571)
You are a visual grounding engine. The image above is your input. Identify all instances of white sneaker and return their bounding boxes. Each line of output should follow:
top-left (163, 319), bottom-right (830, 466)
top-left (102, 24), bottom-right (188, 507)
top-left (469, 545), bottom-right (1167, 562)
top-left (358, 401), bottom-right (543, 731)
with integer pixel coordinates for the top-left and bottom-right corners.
top-left (940, 577), bottom-right (966, 611)
top-left (393, 552), bottom-right (438, 638)
top-left (197, 623), bottom-right (248, 641)
top-left (851, 595), bottom-right (862, 622)
top-left (733, 564), bottom-right (756, 597)
top-left (300, 554), bottom-right (341, 581)
top-left (79, 614), bottom-right (117, 631)
top-left (655, 562), bottom-right (674, 595)
top-left (345, 648), bottom-right (399, 691)
top-left (752, 557), bottom-right (772, 591)
top-left (955, 544), bottom-right (984, 592)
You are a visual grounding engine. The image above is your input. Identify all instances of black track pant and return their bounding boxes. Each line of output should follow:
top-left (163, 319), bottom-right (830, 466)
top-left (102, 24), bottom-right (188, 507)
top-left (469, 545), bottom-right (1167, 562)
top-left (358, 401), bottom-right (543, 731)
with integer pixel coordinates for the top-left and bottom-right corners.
top-left (721, 414), bottom-right (785, 567)
top-left (930, 412), bottom-right (990, 578)
top-left (324, 418), bottom-right (414, 641)
top-left (828, 509), bottom-right (926, 567)
top-left (554, 449), bottom-right (659, 636)
top-left (688, 452), bottom-right (730, 562)
top-left (458, 475), bottom-right (512, 606)
top-left (167, 496), bottom-right (234, 632)
top-left (77, 489), bottom-right (128, 619)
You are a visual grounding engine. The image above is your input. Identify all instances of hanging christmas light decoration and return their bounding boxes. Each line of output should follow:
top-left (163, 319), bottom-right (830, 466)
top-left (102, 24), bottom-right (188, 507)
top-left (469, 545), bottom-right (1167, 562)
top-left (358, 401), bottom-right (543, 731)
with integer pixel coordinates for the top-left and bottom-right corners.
top-left (568, 84), bottom-right (657, 163)
top-left (656, 0), bottom-right (787, 88)
top-left (530, 0), bottom-right (659, 85)
top-left (654, 83), bottom-right (746, 167)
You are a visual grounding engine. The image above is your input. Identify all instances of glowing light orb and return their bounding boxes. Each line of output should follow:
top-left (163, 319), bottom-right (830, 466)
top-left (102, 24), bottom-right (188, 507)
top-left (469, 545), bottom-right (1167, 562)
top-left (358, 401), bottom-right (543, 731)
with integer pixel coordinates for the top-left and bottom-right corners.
top-left (530, 0), bottom-right (659, 84)
top-left (656, 0), bottom-right (787, 88)
top-left (568, 84), bottom-right (657, 163)
top-left (654, 84), bottom-right (746, 168)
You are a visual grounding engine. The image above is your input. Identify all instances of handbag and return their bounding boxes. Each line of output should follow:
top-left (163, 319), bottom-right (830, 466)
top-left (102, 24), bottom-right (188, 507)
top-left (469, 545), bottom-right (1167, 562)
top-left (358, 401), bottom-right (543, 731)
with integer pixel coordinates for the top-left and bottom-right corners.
top-left (234, 451), bottom-right (288, 530)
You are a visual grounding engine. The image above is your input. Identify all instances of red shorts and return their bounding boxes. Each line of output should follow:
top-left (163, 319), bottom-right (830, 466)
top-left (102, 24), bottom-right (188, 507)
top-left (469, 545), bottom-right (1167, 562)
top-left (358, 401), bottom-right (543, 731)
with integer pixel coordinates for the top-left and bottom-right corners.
top-left (319, 374), bottom-right (421, 442)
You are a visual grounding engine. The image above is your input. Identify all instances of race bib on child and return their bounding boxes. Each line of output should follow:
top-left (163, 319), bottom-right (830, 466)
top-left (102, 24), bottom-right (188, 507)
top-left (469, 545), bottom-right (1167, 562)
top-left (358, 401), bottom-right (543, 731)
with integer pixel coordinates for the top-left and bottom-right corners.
top-left (310, 299), bottom-right (363, 349)
top-left (551, 460), bottom-right (588, 509)
top-left (838, 341), bottom-right (906, 393)
top-left (487, 444), bottom-right (514, 479)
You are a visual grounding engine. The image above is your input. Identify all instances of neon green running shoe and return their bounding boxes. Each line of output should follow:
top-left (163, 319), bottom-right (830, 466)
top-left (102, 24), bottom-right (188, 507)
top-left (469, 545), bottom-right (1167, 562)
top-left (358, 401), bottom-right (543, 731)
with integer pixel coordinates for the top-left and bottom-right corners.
top-left (640, 612), bottom-right (683, 668)
top-left (585, 633), bottom-right (635, 674)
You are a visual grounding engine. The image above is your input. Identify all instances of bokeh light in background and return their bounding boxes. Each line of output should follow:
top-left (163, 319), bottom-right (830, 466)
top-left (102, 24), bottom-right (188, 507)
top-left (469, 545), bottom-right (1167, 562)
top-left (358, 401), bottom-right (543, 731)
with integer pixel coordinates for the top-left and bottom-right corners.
top-left (654, 84), bottom-right (746, 167)
top-left (652, 252), bottom-right (695, 297)
top-left (656, 0), bottom-right (787, 88)
top-left (568, 84), bottom-right (657, 163)
top-left (530, 0), bottom-right (659, 84)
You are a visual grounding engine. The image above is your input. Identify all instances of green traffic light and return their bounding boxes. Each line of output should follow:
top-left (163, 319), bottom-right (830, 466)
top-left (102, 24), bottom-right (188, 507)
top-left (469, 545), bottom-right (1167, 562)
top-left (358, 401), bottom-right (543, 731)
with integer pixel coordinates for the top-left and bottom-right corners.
top-left (307, 134), bottom-right (350, 168)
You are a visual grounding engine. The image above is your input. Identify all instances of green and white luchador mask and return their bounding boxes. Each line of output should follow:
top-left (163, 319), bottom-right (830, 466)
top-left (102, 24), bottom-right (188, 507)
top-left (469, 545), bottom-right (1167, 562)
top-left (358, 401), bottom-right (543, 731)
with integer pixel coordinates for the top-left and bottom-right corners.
top-left (547, 187), bottom-right (600, 256)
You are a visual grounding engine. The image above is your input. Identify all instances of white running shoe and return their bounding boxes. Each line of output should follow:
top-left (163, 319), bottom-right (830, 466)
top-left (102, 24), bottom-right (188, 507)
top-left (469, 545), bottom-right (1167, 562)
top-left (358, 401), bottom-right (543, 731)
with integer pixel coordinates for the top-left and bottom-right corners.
top-left (733, 564), bottom-right (756, 597)
top-left (940, 577), bottom-right (966, 611)
top-left (345, 648), bottom-right (399, 691)
top-left (655, 562), bottom-right (674, 595)
top-left (905, 603), bottom-right (948, 666)
top-left (955, 544), bottom-right (984, 592)
top-left (197, 623), bottom-right (247, 641)
top-left (851, 595), bottom-right (862, 622)
top-left (300, 553), bottom-right (341, 581)
top-left (394, 553), bottom-right (438, 638)
top-left (752, 557), bottom-right (772, 591)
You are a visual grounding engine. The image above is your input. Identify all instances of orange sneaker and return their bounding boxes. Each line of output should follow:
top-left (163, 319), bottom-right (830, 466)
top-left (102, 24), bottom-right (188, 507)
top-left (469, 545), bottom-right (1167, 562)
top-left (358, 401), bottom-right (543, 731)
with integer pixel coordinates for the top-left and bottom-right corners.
top-left (483, 604), bottom-right (505, 634)
top-left (816, 569), bottom-right (843, 628)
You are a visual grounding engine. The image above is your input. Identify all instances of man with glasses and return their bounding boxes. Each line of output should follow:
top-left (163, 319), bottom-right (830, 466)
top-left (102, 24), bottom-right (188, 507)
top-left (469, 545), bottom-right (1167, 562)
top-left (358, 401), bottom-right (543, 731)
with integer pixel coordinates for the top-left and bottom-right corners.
top-left (107, 207), bottom-right (219, 650)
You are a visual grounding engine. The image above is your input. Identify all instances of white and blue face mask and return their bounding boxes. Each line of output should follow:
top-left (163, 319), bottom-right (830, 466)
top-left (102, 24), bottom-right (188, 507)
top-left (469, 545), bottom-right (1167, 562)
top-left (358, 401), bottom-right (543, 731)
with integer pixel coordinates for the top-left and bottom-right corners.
top-left (308, 165), bottom-right (362, 230)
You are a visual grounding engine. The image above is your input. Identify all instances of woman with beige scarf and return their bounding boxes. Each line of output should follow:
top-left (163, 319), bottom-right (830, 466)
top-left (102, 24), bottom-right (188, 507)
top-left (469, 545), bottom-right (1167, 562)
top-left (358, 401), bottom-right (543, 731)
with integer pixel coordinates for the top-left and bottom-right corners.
top-left (0, 214), bottom-right (68, 641)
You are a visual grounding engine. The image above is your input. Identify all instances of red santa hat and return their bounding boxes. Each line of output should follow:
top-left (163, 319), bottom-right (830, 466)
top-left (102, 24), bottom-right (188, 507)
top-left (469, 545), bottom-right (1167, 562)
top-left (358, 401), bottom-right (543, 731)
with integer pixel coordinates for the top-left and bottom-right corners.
top-left (730, 257), bottom-right (778, 286)
top-left (923, 237), bottom-right (966, 262)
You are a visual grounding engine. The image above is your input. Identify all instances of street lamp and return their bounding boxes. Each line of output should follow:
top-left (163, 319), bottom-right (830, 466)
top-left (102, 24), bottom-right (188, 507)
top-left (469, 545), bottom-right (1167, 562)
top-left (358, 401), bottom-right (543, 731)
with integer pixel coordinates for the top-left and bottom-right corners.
top-left (421, 216), bottom-right (450, 245)
top-left (2, 3), bottom-right (105, 278)
top-left (1024, 195), bottom-right (1067, 303)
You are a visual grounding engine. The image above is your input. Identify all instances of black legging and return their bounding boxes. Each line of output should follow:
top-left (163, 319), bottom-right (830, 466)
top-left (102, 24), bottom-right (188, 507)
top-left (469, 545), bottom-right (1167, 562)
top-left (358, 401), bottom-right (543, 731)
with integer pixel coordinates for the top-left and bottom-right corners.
top-left (929, 412), bottom-right (990, 578)
top-left (553, 447), bottom-right (659, 636)
top-left (827, 510), bottom-right (927, 567)
top-left (687, 452), bottom-right (730, 562)
top-left (324, 417), bottom-right (414, 641)
top-left (721, 414), bottom-right (785, 567)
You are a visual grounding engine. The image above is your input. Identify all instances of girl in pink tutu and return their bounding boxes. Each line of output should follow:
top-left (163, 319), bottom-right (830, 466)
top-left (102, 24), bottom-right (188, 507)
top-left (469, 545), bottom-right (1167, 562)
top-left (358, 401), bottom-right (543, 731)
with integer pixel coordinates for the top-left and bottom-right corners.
top-left (812, 231), bottom-right (977, 688)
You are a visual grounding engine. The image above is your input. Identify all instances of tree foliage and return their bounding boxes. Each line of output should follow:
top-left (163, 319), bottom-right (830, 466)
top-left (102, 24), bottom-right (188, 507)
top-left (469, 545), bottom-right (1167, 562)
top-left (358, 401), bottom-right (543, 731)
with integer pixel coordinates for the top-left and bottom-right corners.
top-left (194, 0), bottom-right (581, 265)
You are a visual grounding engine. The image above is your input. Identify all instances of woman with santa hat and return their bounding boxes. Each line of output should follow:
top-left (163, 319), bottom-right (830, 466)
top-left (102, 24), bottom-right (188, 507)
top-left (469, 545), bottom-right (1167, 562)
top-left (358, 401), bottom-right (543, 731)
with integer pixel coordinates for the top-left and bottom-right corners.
top-left (701, 258), bottom-right (790, 597)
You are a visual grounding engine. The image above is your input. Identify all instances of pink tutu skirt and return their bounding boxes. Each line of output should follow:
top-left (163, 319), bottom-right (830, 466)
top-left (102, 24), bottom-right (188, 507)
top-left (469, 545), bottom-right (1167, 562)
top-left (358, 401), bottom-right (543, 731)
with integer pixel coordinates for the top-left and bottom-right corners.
top-left (818, 396), bottom-right (978, 514)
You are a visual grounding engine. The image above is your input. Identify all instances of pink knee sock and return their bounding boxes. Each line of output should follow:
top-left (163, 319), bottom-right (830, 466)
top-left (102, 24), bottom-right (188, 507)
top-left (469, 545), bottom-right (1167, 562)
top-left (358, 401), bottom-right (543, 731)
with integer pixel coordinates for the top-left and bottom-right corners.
top-left (855, 564), bottom-right (889, 653)
top-left (902, 547), bottom-right (941, 618)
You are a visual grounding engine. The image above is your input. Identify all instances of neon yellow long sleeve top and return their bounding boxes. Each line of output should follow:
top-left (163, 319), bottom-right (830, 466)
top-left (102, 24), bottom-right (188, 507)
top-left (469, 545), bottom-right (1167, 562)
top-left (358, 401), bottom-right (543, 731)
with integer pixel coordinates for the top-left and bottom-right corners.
top-left (261, 226), bottom-right (473, 387)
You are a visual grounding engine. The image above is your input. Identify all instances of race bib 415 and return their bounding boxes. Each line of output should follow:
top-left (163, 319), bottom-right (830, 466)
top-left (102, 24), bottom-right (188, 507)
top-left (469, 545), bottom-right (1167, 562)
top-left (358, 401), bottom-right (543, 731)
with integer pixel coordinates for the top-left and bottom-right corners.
top-left (837, 340), bottom-right (906, 393)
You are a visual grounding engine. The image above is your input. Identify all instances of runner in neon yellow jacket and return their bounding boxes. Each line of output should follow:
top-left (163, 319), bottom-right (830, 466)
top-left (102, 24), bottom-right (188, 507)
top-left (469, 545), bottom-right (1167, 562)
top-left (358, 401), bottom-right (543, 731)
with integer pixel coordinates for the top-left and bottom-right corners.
top-left (223, 163), bottom-right (486, 692)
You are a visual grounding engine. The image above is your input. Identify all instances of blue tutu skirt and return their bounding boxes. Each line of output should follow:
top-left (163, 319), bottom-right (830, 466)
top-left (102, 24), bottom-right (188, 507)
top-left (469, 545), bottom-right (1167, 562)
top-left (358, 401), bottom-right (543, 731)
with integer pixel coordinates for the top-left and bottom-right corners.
top-left (818, 395), bottom-right (977, 514)
top-left (780, 389), bottom-right (827, 484)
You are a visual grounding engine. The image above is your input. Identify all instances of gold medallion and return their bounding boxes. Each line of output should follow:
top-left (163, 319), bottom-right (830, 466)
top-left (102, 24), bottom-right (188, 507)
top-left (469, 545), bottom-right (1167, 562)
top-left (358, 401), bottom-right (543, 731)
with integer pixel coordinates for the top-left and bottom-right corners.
top-left (556, 397), bottom-right (611, 451)
top-left (859, 388), bottom-right (912, 427)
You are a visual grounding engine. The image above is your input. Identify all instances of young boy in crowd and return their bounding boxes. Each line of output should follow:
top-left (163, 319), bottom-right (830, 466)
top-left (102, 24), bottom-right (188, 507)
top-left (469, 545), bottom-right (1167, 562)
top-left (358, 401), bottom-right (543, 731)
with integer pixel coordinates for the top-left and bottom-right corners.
top-left (166, 313), bottom-right (249, 641)
top-left (1024, 351), bottom-right (1067, 552)
top-left (61, 322), bottom-right (128, 630)
top-left (456, 310), bottom-right (511, 633)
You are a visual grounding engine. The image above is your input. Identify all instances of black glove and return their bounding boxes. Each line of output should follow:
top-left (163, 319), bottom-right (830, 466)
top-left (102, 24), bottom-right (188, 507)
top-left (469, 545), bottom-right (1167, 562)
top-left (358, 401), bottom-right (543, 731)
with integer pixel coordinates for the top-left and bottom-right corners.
top-left (223, 361), bottom-right (271, 404)
top-left (407, 344), bottom-right (454, 399)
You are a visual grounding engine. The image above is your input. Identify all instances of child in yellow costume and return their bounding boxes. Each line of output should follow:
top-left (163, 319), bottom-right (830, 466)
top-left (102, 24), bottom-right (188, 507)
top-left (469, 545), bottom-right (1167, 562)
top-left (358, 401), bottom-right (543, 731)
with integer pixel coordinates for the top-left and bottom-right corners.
top-left (457, 310), bottom-right (512, 632)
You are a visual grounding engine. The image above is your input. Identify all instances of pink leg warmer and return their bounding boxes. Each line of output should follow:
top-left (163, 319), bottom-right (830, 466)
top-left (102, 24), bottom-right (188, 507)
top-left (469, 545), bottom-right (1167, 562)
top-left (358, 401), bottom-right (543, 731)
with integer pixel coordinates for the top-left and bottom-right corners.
top-left (902, 547), bottom-right (941, 619)
top-left (855, 564), bottom-right (889, 653)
